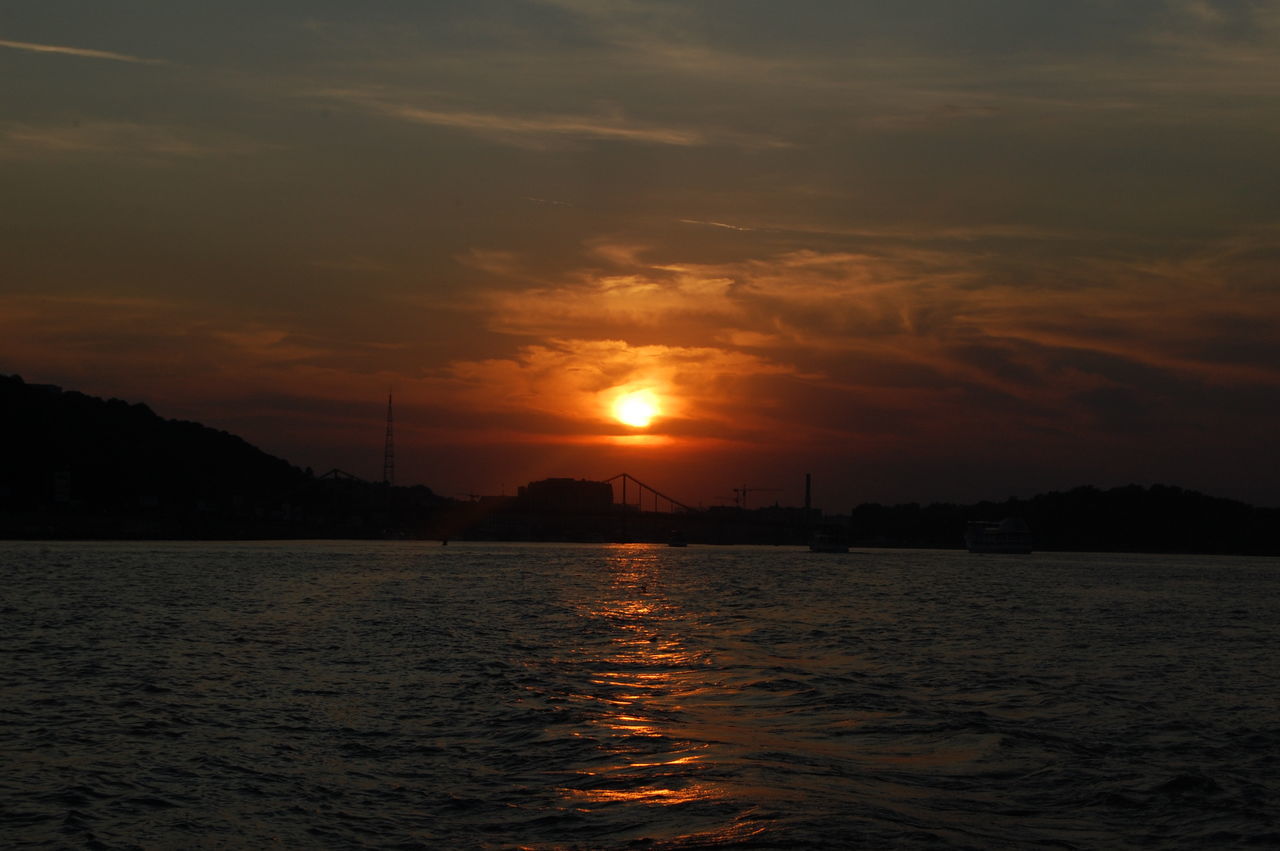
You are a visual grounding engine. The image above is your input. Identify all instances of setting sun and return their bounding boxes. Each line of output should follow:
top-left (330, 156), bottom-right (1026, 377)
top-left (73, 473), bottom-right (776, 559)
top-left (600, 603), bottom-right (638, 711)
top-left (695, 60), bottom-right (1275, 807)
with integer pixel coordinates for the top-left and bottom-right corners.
top-left (613, 391), bottom-right (660, 428)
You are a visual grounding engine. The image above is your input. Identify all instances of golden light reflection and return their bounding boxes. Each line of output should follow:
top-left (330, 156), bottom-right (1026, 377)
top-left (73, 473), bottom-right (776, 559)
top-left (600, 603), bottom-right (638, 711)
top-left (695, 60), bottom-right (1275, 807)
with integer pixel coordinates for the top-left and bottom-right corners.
top-left (564, 784), bottom-right (716, 805)
top-left (554, 545), bottom-right (732, 816)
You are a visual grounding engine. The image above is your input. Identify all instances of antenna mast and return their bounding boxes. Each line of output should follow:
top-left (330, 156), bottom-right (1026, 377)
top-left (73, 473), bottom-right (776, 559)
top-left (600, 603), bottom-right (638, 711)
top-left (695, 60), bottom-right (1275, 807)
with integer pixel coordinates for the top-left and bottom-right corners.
top-left (382, 391), bottom-right (395, 485)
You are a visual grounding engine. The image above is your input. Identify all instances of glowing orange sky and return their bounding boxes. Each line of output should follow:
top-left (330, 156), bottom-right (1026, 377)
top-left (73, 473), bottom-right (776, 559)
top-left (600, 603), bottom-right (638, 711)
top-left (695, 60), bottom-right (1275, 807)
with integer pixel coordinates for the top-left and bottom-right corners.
top-left (4, 2), bottom-right (1280, 508)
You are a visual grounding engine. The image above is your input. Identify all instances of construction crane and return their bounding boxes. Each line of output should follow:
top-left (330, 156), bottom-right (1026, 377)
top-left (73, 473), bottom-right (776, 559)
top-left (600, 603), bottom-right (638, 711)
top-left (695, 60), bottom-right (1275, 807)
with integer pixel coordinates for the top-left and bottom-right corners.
top-left (734, 485), bottom-right (781, 510)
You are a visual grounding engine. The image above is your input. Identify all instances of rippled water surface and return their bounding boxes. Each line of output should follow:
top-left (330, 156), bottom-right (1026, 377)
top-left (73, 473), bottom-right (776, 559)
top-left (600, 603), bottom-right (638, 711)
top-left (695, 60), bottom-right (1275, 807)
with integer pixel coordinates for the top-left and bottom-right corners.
top-left (2, 541), bottom-right (1277, 848)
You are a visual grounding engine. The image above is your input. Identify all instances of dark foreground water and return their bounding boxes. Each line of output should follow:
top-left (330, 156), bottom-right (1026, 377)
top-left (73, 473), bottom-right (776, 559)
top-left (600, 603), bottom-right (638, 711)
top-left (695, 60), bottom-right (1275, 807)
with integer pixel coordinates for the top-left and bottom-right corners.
top-left (1, 542), bottom-right (1276, 849)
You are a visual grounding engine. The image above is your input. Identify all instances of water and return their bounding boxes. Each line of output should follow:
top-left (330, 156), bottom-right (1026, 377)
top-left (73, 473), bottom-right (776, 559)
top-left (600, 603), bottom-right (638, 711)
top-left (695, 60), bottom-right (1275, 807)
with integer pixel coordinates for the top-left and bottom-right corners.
top-left (1, 541), bottom-right (1276, 849)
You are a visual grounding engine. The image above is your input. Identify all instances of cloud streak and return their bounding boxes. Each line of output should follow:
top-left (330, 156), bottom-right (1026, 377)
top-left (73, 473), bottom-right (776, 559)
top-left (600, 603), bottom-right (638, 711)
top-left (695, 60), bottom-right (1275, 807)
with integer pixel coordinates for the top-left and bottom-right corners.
top-left (318, 90), bottom-right (703, 147)
top-left (382, 103), bottom-right (702, 146)
top-left (315, 88), bottom-right (787, 149)
top-left (0, 38), bottom-right (166, 65)
top-left (0, 121), bottom-right (271, 159)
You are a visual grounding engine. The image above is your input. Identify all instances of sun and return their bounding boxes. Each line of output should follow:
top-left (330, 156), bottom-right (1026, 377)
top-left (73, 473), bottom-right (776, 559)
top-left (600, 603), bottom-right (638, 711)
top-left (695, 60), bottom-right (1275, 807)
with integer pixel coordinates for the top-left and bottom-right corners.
top-left (612, 390), bottom-right (659, 428)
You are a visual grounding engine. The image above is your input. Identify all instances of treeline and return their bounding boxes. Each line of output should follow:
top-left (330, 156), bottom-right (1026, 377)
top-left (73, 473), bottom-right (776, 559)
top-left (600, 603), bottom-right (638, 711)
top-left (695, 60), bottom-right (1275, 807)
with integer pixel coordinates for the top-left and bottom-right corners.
top-left (850, 485), bottom-right (1279, 554)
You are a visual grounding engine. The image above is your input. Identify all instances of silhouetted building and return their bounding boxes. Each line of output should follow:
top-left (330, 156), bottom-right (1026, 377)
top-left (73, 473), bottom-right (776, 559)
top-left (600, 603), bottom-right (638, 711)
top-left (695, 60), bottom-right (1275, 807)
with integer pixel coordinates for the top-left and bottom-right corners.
top-left (518, 478), bottom-right (613, 514)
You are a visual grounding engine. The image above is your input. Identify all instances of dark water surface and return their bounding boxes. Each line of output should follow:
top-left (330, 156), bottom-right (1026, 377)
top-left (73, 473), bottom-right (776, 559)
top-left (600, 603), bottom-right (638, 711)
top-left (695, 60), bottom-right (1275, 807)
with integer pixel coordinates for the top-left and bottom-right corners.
top-left (2, 542), bottom-right (1276, 848)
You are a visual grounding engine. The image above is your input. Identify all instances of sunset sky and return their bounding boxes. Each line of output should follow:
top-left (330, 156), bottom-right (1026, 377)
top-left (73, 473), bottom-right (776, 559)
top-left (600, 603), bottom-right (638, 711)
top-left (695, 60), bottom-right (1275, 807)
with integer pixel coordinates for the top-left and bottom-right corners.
top-left (5, 1), bottom-right (1280, 509)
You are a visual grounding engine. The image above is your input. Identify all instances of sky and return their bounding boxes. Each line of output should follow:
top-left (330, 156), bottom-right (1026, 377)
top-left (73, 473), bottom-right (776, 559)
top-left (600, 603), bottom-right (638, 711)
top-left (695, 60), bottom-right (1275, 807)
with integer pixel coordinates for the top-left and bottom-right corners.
top-left (4, 1), bottom-right (1280, 510)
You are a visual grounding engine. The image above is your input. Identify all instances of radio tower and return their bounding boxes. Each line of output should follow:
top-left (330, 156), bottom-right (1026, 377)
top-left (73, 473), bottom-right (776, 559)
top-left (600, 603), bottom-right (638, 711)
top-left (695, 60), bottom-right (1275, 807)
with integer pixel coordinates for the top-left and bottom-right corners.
top-left (382, 391), bottom-right (395, 485)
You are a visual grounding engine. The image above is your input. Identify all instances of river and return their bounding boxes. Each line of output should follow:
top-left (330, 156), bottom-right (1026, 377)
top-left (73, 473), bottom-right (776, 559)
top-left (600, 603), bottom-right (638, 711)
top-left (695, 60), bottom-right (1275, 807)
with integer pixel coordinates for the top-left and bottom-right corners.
top-left (2, 541), bottom-right (1275, 848)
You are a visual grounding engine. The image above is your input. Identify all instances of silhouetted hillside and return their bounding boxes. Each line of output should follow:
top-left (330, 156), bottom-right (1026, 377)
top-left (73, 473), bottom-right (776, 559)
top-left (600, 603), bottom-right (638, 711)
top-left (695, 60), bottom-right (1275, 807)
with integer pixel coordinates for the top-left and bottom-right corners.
top-left (0, 374), bottom-right (445, 538)
top-left (2, 374), bottom-right (301, 505)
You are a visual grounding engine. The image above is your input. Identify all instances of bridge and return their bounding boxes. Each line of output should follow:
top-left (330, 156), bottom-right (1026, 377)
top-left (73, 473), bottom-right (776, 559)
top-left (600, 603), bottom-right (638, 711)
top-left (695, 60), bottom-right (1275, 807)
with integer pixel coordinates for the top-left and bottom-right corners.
top-left (604, 472), bottom-right (694, 514)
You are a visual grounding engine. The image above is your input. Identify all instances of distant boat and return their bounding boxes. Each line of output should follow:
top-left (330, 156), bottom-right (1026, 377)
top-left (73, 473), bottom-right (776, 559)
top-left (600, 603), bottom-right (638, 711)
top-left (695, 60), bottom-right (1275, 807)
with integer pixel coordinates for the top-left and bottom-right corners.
top-left (809, 531), bottom-right (849, 553)
top-left (965, 518), bottom-right (1033, 553)
top-left (667, 530), bottom-right (688, 547)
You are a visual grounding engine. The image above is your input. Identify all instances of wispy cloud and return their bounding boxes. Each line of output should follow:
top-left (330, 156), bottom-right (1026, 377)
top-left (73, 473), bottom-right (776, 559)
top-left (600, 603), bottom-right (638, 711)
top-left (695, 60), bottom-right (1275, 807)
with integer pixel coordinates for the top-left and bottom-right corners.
top-left (0, 121), bottom-right (271, 159)
top-left (0, 38), bottom-right (166, 65)
top-left (679, 218), bottom-right (754, 232)
top-left (383, 102), bottom-right (702, 146)
top-left (315, 88), bottom-right (786, 149)
top-left (483, 271), bottom-right (743, 338)
top-left (316, 89), bottom-right (701, 147)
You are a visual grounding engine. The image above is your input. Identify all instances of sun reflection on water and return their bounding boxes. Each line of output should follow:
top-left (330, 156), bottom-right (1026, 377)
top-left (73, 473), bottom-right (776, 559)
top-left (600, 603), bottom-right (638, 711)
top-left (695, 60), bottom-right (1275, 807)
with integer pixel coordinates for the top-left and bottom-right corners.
top-left (558, 545), bottom-right (725, 815)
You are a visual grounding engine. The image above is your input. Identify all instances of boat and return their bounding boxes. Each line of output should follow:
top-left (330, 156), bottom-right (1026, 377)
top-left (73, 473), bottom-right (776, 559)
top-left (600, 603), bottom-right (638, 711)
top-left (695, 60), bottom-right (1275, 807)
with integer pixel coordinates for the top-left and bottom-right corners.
top-left (667, 530), bottom-right (688, 547)
top-left (964, 517), bottom-right (1032, 553)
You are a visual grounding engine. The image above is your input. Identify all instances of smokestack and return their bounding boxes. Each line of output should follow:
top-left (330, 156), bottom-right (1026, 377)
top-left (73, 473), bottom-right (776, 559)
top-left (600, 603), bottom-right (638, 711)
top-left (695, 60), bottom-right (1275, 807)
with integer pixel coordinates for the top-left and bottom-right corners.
top-left (805, 473), bottom-right (811, 512)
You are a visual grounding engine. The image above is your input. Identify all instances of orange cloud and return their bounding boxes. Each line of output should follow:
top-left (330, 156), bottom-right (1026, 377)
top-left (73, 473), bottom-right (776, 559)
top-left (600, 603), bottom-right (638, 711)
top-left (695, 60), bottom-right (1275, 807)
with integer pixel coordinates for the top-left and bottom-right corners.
top-left (483, 271), bottom-right (742, 338)
top-left (0, 293), bottom-right (408, 412)
top-left (443, 338), bottom-right (802, 443)
top-left (445, 230), bottom-right (1280, 460)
